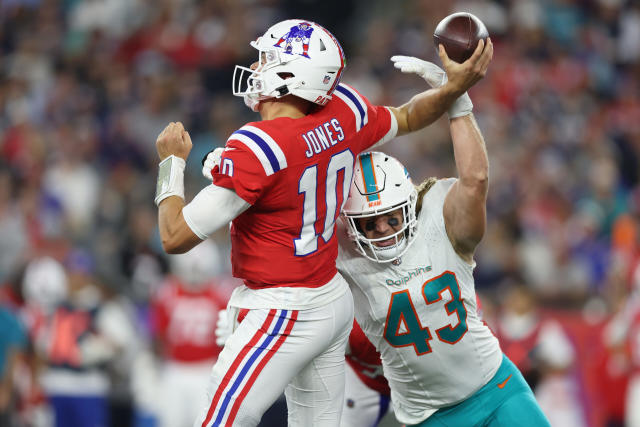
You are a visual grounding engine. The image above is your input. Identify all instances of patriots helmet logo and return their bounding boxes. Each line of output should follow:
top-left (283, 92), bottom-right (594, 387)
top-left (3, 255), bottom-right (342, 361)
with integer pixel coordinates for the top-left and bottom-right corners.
top-left (273, 21), bottom-right (314, 58)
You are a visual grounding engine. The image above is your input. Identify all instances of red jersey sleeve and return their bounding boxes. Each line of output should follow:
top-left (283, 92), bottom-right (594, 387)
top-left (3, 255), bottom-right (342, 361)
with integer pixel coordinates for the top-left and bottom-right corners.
top-left (212, 124), bottom-right (285, 205)
top-left (346, 320), bottom-right (390, 395)
top-left (333, 83), bottom-right (396, 152)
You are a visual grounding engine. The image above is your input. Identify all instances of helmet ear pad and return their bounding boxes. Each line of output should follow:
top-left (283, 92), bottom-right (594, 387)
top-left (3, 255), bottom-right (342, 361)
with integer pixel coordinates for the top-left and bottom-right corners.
top-left (232, 20), bottom-right (346, 108)
top-left (342, 152), bottom-right (419, 263)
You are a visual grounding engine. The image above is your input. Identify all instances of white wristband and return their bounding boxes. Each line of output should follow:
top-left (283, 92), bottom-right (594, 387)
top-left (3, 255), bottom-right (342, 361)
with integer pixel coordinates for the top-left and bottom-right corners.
top-left (155, 155), bottom-right (186, 206)
top-left (448, 92), bottom-right (473, 119)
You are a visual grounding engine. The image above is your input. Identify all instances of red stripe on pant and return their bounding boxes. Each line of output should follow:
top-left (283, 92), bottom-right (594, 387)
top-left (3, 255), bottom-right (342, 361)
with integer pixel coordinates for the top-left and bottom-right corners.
top-left (201, 309), bottom-right (277, 427)
top-left (226, 311), bottom-right (299, 425)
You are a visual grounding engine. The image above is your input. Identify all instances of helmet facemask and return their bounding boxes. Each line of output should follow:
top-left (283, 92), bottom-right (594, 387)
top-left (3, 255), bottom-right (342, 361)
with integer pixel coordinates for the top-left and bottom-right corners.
top-left (344, 190), bottom-right (418, 263)
top-left (342, 152), bottom-right (419, 264)
top-left (233, 46), bottom-right (301, 111)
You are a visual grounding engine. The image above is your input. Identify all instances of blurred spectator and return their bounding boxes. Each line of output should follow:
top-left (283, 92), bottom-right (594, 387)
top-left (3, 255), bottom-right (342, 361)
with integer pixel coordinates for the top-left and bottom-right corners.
top-left (533, 321), bottom-right (586, 427)
top-left (495, 284), bottom-right (572, 388)
top-left (21, 256), bottom-right (68, 338)
top-left (605, 277), bottom-right (640, 427)
top-left (0, 305), bottom-right (27, 425)
top-left (149, 241), bottom-right (227, 427)
top-left (625, 297), bottom-right (640, 427)
top-left (0, 168), bottom-right (29, 282)
top-left (42, 125), bottom-right (101, 239)
top-left (494, 283), bottom-right (586, 425)
top-left (34, 250), bottom-right (137, 427)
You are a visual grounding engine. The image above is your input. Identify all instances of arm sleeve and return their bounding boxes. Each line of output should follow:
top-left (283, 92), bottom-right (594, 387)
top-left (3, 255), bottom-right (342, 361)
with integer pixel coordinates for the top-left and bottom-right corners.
top-left (182, 184), bottom-right (251, 239)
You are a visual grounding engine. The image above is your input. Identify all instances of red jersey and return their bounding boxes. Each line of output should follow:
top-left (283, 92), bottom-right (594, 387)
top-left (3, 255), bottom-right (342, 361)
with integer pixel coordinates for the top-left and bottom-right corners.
top-left (496, 318), bottom-right (543, 375)
top-left (627, 301), bottom-right (640, 372)
top-left (151, 278), bottom-right (227, 363)
top-left (213, 84), bottom-right (394, 289)
top-left (346, 320), bottom-right (390, 395)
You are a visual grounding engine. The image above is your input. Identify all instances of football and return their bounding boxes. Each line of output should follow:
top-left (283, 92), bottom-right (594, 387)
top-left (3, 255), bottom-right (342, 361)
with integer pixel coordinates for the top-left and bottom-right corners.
top-left (433, 12), bottom-right (489, 63)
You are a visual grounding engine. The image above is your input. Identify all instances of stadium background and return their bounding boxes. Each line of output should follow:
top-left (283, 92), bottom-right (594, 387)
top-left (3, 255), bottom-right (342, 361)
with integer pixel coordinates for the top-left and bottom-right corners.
top-left (1, 0), bottom-right (640, 426)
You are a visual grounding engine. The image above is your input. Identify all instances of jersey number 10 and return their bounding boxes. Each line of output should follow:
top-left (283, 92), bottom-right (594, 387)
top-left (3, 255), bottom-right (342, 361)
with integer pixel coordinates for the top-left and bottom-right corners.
top-left (294, 150), bottom-right (354, 256)
top-left (384, 271), bottom-right (469, 355)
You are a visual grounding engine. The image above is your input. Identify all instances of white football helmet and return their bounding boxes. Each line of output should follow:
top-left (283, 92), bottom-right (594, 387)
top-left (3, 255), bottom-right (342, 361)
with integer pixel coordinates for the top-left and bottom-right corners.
top-left (169, 240), bottom-right (222, 289)
top-left (233, 19), bottom-right (346, 111)
top-left (342, 152), bottom-right (418, 263)
top-left (22, 257), bottom-right (68, 312)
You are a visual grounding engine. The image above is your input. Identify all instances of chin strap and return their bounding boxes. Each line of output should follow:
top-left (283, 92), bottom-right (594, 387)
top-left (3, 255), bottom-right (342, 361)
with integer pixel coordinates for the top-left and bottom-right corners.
top-left (243, 95), bottom-right (260, 112)
top-left (374, 236), bottom-right (408, 261)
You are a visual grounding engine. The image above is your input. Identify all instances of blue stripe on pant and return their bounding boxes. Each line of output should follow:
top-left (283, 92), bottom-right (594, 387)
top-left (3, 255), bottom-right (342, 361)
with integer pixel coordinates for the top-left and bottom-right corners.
top-left (377, 394), bottom-right (391, 424)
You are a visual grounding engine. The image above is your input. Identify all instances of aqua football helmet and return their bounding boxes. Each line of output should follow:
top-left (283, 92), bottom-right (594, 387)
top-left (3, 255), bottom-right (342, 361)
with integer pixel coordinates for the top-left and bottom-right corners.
top-left (342, 152), bottom-right (418, 263)
top-left (233, 19), bottom-right (346, 111)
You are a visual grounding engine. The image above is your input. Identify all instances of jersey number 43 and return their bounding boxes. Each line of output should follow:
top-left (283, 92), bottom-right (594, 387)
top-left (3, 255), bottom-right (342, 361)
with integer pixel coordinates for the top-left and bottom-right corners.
top-left (384, 271), bottom-right (469, 355)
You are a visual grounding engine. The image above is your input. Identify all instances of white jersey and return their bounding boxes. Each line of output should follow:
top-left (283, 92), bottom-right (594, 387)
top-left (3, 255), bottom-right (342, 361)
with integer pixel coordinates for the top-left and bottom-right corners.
top-left (337, 178), bottom-right (502, 425)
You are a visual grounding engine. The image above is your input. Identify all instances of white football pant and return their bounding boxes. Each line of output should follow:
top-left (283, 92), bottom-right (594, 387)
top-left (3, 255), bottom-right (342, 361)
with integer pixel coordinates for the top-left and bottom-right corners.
top-left (627, 373), bottom-right (640, 427)
top-left (157, 361), bottom-right (213, 427)
top-left (195, 290), bottom-right (353, 427)
top-left (341, 363), bottom-right (390, 427)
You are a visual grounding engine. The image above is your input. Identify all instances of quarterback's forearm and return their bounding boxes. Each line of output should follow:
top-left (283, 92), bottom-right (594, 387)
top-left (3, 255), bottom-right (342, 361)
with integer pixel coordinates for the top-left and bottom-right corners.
top-left (158, 197), bottom-right (201, 254)
top-left (389, 83), bottom-right (462, 136)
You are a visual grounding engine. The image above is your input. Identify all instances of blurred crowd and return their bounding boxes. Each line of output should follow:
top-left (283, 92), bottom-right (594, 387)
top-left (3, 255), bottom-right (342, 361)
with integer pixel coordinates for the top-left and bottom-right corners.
top-left (1, 0), bottom-right (640, 426)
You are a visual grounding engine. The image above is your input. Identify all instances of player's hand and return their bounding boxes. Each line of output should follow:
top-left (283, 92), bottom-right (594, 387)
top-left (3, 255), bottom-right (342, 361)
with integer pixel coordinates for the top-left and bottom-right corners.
top-left (390, 56), bottom-right (447, 88)
top-left (201, 147), bottom-right (224, 181)
top-left (156, 122), bottom-right (193, 161)
top-left (438, 37), bottom-right (493, 95)
top-left (215, 309), bottom-right (232, 347)
top-left (390, 55), bottom-right (473, 118)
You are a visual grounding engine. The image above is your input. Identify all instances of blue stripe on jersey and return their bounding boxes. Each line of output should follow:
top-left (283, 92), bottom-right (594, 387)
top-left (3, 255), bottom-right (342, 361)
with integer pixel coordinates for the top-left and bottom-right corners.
top-left (336, 85), bottom-right (366, 130)
top-left (377, 394), bottom-right (391, 424)
top-left (212, 310), bottom-right (289, 426)
top-left (234, 129), bottom-right (282, 173)
top-left (359, 153), bottom-right (380, 202)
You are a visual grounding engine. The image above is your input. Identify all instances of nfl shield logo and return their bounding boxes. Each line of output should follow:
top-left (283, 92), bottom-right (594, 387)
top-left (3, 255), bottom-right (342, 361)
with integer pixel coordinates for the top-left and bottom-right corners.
top-left (323, 75), bottom-right (331, 84)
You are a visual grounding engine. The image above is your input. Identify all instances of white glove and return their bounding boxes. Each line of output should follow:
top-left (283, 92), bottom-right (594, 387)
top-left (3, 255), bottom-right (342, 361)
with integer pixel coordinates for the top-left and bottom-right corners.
top-left (201, 147), bottom-right (225, 181)
top-left (215, 309), bottom-right (232, 347)
top-left (390, 55), bottom-right (473, 119)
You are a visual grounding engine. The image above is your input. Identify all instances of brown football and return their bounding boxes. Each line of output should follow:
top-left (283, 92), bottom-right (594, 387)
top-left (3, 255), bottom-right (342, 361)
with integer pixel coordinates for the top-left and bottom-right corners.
top-left (433, 12), bottom-right (489, 63)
